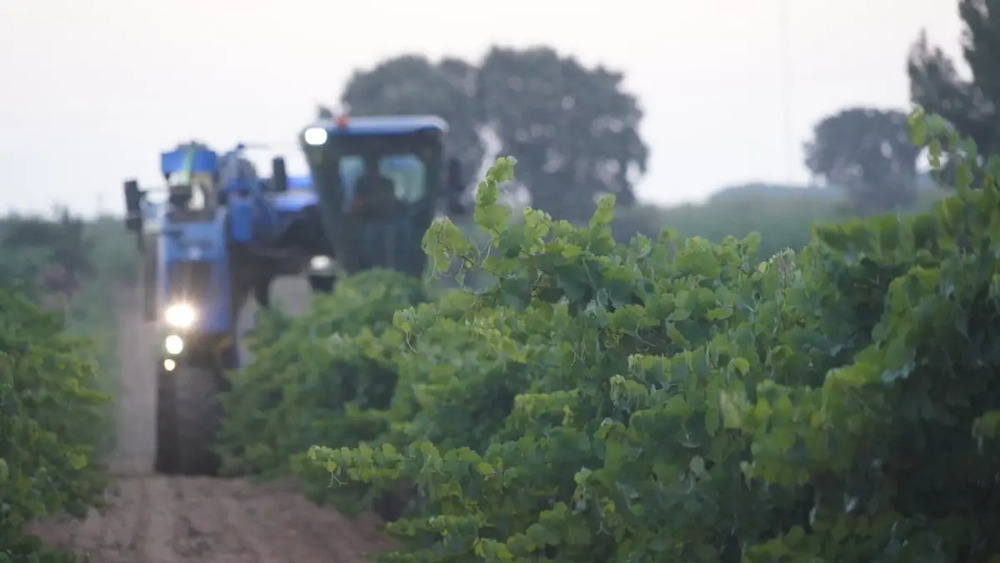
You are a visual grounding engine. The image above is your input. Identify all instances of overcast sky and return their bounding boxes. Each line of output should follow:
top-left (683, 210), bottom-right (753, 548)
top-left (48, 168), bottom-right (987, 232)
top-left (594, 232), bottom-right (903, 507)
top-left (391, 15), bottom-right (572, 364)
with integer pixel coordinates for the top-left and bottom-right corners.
top-left (0, 0), bottom-right (964, 216)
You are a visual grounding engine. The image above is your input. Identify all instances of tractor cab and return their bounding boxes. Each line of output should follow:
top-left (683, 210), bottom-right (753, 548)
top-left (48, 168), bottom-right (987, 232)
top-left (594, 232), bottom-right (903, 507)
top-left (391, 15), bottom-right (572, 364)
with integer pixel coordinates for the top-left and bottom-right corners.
top-left (160, 143), bottom-right (220, 214)
top-left (299, 114), bottom-right (464, 278)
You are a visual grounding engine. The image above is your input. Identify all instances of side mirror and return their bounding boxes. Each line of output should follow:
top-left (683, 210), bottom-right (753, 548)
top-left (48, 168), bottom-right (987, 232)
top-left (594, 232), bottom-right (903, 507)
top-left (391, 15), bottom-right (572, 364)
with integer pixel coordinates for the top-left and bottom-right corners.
top-left (271, 157), bottom-right (288, 192)
top-left (124, 179), bottom-right (143, 232)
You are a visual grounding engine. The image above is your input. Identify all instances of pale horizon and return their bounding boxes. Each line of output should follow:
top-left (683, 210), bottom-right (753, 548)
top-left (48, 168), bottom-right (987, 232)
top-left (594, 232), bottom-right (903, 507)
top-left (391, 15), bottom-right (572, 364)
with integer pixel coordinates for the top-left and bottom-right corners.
top-left (0, 0), bottom-right (964, 216)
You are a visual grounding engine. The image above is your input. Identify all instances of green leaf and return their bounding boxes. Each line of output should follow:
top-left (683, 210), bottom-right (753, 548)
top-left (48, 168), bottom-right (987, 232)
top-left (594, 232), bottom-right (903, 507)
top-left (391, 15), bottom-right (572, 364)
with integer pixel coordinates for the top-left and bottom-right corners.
top-left (689, 456), bottom-right (711, 481)
top-left (730, 357), bottom-right (750, 376)
top-left (67, 451), bottom-right (88, 470)
top-left (908, 106), bottom-right (926, 145)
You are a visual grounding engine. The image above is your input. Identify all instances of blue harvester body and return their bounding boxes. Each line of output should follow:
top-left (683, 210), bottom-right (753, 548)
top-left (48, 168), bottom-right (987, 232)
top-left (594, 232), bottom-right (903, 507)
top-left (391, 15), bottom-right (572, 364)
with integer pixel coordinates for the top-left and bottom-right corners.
top-left (126, 143), bottom-right (328, 349)
top-left (124, 115), bottom-right (467, 478)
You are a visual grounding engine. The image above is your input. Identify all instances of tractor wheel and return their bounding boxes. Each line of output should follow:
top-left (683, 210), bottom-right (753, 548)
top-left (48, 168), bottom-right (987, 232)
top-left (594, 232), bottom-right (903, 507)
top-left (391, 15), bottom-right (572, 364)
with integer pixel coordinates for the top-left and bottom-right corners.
top-left (154, 360), bottom-right (225, 475)
top-left (153, 364), bottom-right (177, 474)
top-left (308, 274), bottom-right (336, 294)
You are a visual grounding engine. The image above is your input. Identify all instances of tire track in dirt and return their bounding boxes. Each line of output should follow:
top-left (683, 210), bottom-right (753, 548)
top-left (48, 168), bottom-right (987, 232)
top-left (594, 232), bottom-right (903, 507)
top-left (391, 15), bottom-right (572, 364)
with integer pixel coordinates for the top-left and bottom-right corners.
top-left (31, 278), bottom-right (394, 562)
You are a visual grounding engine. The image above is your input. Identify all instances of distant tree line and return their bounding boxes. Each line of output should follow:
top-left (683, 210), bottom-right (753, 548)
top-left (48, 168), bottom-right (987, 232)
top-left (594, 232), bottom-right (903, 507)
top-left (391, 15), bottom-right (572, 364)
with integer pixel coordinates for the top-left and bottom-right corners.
top-left (804, 0), bottom-right (999, 215)
top-left (324, 1), bottom-right (996, 222)
top-left (0, 208), bottom-right (93, 305)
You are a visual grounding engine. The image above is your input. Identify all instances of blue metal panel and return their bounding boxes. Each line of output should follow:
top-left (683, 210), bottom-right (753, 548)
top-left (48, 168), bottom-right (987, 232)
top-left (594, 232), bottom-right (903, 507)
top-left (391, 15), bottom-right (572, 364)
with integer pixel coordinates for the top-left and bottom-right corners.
top-left (207, 209), bottom-right (233, 333)
top-left (271, 190), bottom-right (318, 213)
top-left (157, 210), bottom-right (232, 334)
top-left (228, 198), bottom-right (254, 243)
top-left (160, 147), bottom-right (218, 175)
top-left (161, 220), bottom-right (226, 261)
top-left (309, 115), bottom-right (448, 137)
top-left (206, 252), bottom-right (232, 334)
top-left (253, 195), bottom-right (281, 243)
top-left (287, 175), bottom-right (312, 189)
top-left (218, 148), bottom-right (261, 193)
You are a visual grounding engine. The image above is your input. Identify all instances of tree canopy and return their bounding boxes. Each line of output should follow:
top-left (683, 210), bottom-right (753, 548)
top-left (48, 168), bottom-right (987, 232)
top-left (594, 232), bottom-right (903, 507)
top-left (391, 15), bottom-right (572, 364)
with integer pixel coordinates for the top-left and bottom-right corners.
top-left (325, 46), bottom-right (648, 222)
top-left (804, 108), bottom-right (920, 214)
top-left (908, 1), bottom-right (1000, 157)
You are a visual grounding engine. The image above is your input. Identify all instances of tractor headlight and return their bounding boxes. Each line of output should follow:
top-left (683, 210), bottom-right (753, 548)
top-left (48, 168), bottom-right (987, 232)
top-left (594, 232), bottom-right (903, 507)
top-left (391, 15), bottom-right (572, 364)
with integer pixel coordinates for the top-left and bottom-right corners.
top-left (164, 334), bottom-right (184, 355)
top-left (303, 127), bottom-right (328, 146)
top-left (309, 255), bottom-right (333, 271)
top-left (164, 303), bottom-right (197, 328)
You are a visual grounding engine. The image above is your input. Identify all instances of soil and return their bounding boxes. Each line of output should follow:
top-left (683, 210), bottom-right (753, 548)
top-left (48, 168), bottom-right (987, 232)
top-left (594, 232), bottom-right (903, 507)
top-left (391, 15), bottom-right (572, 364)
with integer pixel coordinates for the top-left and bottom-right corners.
top-left (29, 278), bottom-right (393, 562)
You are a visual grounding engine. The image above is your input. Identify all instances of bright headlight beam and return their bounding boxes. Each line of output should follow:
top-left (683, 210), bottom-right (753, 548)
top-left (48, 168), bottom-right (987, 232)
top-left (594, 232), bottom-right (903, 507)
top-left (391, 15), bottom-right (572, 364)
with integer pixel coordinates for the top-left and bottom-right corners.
top-left (303, 127), bottom-right (328, 146)
top-left (164, 303), bottom-right (197, 328)
top-left (310, 255), bottom-right (332, 270)
top-left (164, 335), bottom-right (184, 355)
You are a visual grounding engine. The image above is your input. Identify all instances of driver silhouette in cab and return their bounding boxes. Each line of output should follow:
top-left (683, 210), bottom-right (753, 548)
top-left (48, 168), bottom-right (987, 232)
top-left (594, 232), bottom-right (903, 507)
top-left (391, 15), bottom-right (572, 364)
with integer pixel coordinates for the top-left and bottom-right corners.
top-left (351, 158), bottom-right (397, 217)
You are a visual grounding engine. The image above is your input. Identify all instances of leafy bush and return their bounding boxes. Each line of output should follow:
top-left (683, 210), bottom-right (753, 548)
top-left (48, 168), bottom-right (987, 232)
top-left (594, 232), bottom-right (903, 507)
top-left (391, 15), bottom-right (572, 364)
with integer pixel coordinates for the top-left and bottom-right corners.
top-left (0, 291), bottom-right (110, 561)
top-left (226, 109), bottom-right (1000, 561)
top-left (0, 213), bottom-right (136, 459)
top-left (216, 268), bottom-right (427, 509)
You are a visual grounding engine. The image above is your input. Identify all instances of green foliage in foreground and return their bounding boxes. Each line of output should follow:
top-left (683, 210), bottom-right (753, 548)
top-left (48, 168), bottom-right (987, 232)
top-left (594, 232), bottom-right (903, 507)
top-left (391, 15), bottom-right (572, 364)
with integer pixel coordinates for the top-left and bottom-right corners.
top-left (0, 292), bottom-right (110, 562)
top-left (0, 213), bottom-right (135, 460)
top-left (216, 269), bottom-right (428, 509)
top-left (225, 110), bottom-right (1000, 561)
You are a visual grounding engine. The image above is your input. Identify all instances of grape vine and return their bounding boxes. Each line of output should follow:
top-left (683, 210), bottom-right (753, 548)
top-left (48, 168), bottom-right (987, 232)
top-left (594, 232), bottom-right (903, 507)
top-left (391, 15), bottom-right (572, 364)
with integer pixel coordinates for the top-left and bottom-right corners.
top-left (226, 109), bottom-right (1000, 561)
top-left (0, 291), bottom-right (110, 562)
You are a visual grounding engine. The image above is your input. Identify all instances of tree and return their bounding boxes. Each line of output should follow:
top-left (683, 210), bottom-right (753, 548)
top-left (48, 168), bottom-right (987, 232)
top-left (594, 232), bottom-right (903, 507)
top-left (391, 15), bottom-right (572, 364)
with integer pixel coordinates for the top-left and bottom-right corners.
top-left (327, 47), bottom-right (648, 222)
top-left (334, 55), bottom-right (485, 193)
top-left (477, 46), bottom-right (647, 219)
top-left (908, 2), bottom-right (1000, 159)
top-left (804, 108), bottom-right (921, 214)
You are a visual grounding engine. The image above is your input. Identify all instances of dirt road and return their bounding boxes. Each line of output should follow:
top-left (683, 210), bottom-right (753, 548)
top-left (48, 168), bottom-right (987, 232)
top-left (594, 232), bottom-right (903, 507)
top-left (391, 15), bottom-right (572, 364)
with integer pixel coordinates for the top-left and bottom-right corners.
top-left (31, 279), bottom-right (392, 562)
